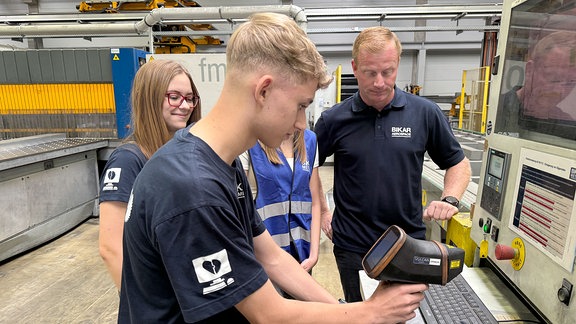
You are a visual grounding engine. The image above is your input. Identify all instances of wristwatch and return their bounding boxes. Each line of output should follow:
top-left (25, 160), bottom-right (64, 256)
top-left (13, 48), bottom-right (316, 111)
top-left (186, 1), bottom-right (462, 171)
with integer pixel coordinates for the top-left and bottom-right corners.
top-left (441, 196), bottom-right (460, 208)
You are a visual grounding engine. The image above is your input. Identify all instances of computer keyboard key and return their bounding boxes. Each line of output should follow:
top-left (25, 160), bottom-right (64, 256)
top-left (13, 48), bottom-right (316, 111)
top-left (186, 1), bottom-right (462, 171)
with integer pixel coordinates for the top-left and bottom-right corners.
top-left (419, 274), bottom-right (498, 324)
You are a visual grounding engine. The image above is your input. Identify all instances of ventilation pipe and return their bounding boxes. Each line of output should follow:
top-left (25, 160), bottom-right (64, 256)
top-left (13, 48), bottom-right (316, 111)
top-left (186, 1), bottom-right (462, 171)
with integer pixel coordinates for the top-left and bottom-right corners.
top-left (136, 5), bottom-right (307, 33)
top-left (0, 5), bottom-right (306, 38)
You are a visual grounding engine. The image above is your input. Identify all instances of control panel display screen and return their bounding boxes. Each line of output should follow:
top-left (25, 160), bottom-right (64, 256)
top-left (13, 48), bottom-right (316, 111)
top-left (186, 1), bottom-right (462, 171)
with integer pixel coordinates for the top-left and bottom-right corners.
top-left (488, 153), bottom-right (505, 179)
top-left (481, 149), bottom-right (511, 220)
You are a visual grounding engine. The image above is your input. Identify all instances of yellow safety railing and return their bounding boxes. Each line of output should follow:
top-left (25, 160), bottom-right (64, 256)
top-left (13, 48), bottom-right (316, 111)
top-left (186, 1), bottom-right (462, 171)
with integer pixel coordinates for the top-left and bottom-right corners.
top-left (458, 66), bottom-right (491, 134)
top-left (335, 65), bottom-right (342, 104)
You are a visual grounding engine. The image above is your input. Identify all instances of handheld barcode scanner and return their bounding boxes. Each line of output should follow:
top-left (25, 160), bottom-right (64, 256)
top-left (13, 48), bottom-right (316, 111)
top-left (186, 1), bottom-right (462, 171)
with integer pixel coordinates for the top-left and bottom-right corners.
top-left (362, 225), bottom-right (465, 285)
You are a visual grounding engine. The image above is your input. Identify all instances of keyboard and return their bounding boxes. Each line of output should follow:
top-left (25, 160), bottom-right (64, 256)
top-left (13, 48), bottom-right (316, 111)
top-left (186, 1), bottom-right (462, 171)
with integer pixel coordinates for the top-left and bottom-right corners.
top-left (419, 274), bottom-right (498, 324)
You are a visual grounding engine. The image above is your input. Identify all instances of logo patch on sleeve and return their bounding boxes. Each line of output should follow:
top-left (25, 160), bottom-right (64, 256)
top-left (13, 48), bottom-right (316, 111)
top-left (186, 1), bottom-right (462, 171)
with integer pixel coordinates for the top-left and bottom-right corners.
top-left (192, 249), bottom-right (235, 294)
top-left (103, 167), bottom-right (122, 191)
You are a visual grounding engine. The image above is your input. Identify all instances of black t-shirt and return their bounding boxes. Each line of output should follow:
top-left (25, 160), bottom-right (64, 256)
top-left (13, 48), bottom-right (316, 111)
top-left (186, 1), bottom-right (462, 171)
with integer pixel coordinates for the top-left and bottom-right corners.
top-left (99, 143), bottom-right (147, 204)
top-left (119, 126), bottom-right (268, 323)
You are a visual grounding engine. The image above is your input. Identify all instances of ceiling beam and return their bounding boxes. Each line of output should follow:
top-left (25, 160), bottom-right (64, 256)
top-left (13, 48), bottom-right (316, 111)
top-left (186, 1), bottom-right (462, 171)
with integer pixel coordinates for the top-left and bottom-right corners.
top-left (0, 4), bottom-right (501, 41)
top-left (0, 4), bottom-right (501, 25)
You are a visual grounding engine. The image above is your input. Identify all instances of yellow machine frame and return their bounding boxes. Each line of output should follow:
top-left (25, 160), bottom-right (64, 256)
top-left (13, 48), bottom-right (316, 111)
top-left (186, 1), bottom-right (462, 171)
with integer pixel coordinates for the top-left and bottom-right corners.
top-left (0, 83), bottom-right (116, 136)
top-left (77, 0), bottom-right (199, 13)
top-left (77, 1), bottom-right (223, 53)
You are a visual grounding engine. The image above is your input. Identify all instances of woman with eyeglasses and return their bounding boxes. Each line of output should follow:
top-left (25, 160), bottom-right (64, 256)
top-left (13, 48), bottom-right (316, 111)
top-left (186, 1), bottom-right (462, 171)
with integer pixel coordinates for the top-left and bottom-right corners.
top-left (98, 59), bottom-right (201, 291)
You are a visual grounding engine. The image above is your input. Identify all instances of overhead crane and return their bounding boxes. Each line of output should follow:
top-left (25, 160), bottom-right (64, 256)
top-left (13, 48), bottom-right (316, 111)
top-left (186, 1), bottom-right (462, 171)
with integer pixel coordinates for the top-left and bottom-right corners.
top-left (76, 0), bottom-right (223, 53)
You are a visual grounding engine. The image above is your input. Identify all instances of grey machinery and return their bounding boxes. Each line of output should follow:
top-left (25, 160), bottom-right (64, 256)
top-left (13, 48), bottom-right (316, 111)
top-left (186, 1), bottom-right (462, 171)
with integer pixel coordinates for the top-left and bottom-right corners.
top-left (470, 0), bottom-right (576, 323)
top-left (0, 134), bottom-right (107, 262)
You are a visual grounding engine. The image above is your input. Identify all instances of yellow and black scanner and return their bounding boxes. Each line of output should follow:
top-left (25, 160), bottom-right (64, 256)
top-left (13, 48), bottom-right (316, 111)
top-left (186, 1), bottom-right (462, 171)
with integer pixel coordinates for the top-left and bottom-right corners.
top-left (362, 225), bottom-right (465, 285)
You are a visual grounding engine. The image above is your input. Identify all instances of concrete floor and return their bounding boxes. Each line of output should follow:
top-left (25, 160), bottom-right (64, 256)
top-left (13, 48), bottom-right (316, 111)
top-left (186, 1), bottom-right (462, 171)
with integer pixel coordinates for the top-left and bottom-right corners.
top-left (0, 165), bottom-right (341, 323)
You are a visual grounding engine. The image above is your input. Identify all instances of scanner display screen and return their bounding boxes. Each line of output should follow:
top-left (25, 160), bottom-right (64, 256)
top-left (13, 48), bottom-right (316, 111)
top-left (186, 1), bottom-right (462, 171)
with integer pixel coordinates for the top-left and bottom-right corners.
top-left (363, 228), bottom-right (399, 272)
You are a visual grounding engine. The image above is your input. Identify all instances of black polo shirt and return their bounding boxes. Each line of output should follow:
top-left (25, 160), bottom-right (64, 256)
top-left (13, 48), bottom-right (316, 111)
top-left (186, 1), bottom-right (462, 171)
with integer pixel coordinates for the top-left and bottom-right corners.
top-left (315, 87), bottom-right (465, 253)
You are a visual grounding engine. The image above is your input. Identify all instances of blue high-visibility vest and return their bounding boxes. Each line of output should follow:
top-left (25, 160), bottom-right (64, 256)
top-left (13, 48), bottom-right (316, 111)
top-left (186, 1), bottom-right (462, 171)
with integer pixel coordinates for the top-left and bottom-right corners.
top-left (248, 130), bottom-right (316, 262)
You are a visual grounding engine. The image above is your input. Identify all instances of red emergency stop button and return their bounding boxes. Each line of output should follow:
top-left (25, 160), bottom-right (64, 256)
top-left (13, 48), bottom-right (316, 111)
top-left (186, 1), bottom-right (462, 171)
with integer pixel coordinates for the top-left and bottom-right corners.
top-left (495, 244), bottom-right (517, 260)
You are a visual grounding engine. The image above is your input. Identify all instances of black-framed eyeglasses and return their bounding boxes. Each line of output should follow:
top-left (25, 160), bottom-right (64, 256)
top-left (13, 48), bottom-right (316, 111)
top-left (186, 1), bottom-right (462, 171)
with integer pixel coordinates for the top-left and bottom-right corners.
top-left (165, 92), bottom-right (200, 108)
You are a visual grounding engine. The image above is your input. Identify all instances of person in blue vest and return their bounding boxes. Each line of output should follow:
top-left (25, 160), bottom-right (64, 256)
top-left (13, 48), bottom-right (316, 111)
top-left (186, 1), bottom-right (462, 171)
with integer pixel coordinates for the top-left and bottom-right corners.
top-left (99, 59), bottom-right (201, 291)
top-left (240, 129), bottom-right (322, 281)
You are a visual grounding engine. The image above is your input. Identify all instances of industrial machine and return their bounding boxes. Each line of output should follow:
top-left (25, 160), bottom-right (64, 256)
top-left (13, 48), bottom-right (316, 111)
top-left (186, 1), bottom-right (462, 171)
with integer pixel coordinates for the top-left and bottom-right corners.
top-left (470, 0), bottom-right (576, 323)
top-left (0, 47), bottom-right (146, 262)
top-left (0, 134), bottom-right (108, 262)
top-left (0, 47), bottom-right (147, 140)
top-left (77, 1), bottom-right (223, 54)
top-left (110, 47), bottom-right (148, 138)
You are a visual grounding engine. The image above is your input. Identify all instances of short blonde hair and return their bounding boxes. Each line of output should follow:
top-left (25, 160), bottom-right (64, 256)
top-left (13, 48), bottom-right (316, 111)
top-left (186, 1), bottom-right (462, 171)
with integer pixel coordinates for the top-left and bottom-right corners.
top-left (352, 26), bottom-right (402, 62)
top-left (227, 12), bottom-right (332, 89)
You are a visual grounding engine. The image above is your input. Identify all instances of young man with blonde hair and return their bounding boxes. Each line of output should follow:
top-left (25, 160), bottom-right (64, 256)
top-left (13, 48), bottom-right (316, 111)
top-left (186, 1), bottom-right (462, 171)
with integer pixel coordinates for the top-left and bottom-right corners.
top-left (119, 14), bottom-right (427, 323)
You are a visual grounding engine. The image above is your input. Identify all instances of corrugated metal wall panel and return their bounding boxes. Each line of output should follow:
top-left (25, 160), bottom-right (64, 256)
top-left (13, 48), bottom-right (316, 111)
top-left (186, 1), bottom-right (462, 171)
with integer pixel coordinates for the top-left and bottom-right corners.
top-left (0, 56), bottom-right (6, 83)
top-left (0, 49), bottom-right (113, 84)
top-left (2, 52), bottom-right (18, 82)
top-left (14, 51), bottom-right (31, 83)
top-left (51, 50), bottom-right (67, 82)
top-left (38, 50), bottom-right (55, 83)
top-left (27, 51), bottom-right (43, 83)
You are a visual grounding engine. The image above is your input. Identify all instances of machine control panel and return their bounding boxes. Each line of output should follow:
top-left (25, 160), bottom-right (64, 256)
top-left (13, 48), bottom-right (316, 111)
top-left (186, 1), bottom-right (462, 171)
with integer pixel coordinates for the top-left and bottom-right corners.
top-left (470, 0), bottom-right (576, 322)
top-left (480, 148), bottom-right (511, 220)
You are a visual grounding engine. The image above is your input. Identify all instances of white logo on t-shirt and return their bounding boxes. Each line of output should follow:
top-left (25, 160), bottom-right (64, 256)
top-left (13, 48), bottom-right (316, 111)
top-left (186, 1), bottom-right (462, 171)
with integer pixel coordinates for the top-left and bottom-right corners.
top-left (125, 191), bottom-right (134, 222)
top-left (237, 182), bottom-right (245, 199)
top-left (192, 249), bottom-right (235, 295)
top-left (103, 167), bottom-right (122, 191)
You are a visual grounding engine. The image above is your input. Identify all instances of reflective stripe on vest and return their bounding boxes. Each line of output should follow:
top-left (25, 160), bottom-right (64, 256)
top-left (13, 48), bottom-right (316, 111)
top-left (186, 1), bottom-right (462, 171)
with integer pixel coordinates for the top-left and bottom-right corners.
top-left (256, 201), bottom-right (312, 220)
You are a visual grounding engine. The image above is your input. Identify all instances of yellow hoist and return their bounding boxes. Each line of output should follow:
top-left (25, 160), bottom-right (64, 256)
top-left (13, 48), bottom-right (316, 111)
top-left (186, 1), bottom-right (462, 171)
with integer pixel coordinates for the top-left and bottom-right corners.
top-left (77, 1), bottom-right (223, 53)
top-left (405, 84), bottom-right (422, 96)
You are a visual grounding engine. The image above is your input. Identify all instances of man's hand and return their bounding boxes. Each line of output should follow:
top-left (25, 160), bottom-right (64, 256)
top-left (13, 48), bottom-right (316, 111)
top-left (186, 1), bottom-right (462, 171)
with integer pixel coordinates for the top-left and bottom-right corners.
top-left (423, 200), bottom-right (458, 221)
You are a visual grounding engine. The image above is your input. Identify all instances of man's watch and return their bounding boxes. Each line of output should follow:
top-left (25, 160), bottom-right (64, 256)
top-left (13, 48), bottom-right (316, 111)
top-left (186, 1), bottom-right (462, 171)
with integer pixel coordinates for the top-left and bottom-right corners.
top-left (441, 196), bottom-right (460, 208)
